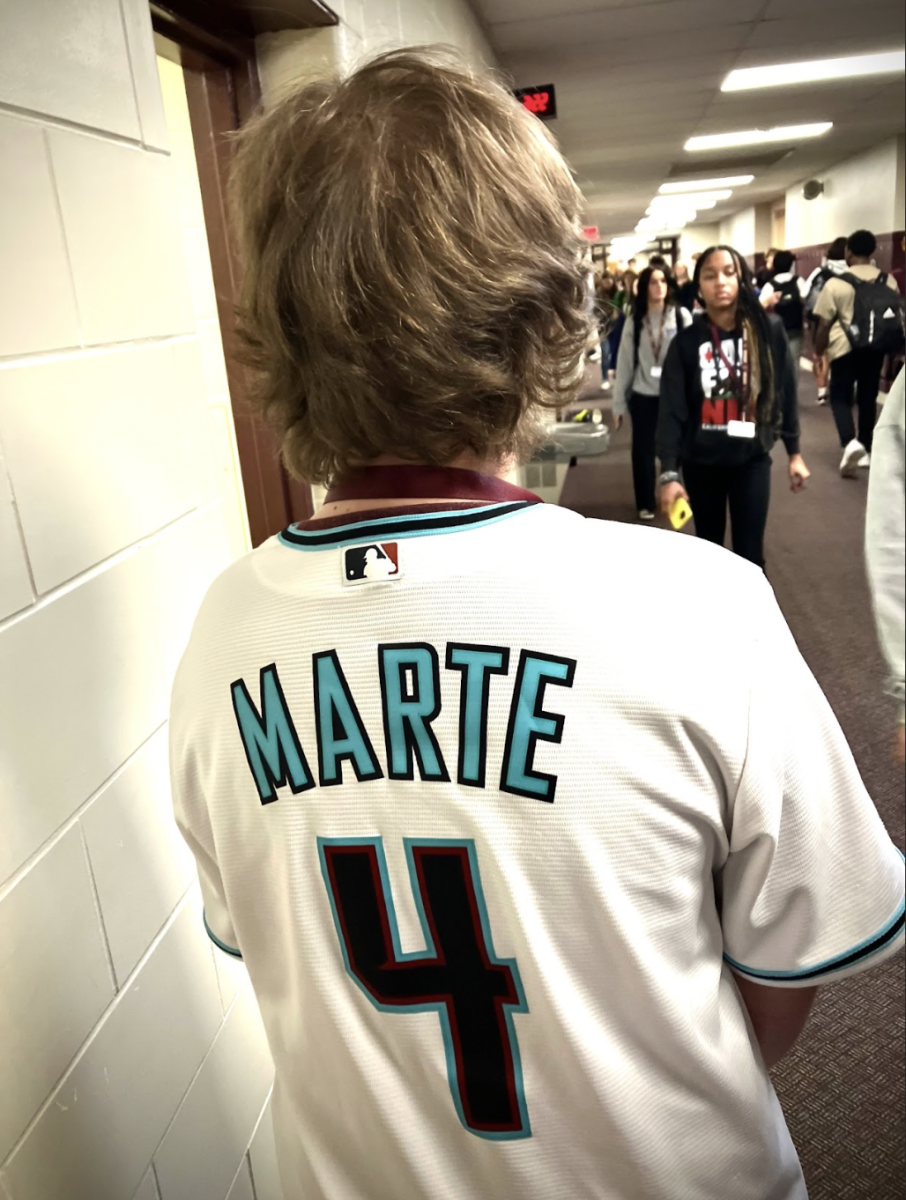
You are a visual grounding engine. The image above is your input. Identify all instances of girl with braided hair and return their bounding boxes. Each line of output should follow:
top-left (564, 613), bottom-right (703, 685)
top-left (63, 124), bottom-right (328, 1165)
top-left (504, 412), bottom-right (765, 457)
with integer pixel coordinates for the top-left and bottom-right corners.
top-left (656, 245), bottom-right (810, 568)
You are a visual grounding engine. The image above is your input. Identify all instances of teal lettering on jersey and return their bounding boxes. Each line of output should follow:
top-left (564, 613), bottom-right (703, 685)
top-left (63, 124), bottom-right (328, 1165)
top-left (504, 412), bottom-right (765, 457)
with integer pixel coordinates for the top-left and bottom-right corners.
top-left (232, 644), bottom-right (575, 804)
top-left (501, 652), bottom-right (577, 803)
top-left (230, 664), bottom-right (314, 804)
top-left (314, 651), bottom-right (384, 787)
top-left (379, 643), bottom-right (450, 782)
top-left (446, 644), bottom-right (510, 788)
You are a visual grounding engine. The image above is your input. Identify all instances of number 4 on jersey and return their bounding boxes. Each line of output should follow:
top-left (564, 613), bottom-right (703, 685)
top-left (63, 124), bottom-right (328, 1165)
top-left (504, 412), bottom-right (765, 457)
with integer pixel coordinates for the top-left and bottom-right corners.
top-left (318, 838), bottom-right (531, 1139)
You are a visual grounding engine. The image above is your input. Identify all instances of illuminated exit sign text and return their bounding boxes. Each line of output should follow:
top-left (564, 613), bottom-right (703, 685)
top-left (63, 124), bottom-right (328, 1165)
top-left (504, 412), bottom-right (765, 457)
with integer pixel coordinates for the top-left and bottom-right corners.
top-left (514, 84), bottom-right (557, 120)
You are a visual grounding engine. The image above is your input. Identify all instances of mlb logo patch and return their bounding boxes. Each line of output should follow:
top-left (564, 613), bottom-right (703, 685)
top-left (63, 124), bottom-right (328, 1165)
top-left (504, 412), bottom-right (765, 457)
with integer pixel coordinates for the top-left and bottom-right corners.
top-left (342, 542), bottom-right (402, 585)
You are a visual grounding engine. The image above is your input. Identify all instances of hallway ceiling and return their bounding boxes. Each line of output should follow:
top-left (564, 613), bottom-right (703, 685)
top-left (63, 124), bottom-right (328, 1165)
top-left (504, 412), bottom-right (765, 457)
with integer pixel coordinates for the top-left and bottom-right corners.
top-left (472, 0), bottom-right (905, 240)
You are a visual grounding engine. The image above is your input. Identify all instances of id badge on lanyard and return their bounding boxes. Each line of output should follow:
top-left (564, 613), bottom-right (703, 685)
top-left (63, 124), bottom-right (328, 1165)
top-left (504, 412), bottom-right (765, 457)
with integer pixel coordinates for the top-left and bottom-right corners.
top-left (646, 312), bottom-right (668, 380)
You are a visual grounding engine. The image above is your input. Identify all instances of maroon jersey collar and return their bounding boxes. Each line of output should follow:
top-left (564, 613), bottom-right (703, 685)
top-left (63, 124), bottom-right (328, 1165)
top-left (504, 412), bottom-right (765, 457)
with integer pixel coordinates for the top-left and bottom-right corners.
top-left (324, 465), bottom-right (540, 505)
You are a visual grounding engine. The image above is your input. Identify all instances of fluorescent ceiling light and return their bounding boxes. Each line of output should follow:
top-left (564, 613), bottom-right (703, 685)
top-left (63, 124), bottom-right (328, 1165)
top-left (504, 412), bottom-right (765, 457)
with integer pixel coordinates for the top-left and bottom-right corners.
top-left (649, 190), bottom-right (732, 205)
top-left (646, 205), bottom-right (700, 221)
top-left (685, 123), bottom-right (832, 151)
top-left (637, 216), bottom-right (687, 232)
top-left (722, 51), bottom-right (904, 92)
top-left (660, 175), bottom-right (754, 193)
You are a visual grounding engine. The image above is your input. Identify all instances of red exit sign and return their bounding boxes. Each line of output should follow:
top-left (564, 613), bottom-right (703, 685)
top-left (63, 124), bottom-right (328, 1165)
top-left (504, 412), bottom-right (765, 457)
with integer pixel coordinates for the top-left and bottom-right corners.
top-left (514, 84), bottom-right (557, 121)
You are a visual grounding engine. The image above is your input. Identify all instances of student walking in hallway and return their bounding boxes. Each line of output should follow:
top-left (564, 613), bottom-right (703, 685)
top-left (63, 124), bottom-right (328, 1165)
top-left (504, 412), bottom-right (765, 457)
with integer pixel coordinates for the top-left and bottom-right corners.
top-left (814, 229), bottom-right (904, 477)
top-left (805, 236), bottom-right (848, 405)
top-left (612, 265), bottom-right (691, 519)
top-left (657, 246), bottom-right (810, 568)
top-left (759, 249), bottom-right (808, 369)
top-left (166, 52), bottom-right (904, 1200)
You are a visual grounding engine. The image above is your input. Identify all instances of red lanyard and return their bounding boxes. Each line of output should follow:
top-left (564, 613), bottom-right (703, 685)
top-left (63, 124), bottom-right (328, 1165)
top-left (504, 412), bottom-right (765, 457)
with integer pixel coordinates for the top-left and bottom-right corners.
top-left (709, 323), bottom-right (750, 403)
top-left (645, 311), bottom-right (668, 363)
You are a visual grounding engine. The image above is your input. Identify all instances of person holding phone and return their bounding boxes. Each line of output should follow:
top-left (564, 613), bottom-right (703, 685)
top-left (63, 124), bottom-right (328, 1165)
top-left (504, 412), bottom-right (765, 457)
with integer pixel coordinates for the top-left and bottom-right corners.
top-left (612, 265), bottom-right (692, 519)
top-left (657, 245), bottom-right (810, 568)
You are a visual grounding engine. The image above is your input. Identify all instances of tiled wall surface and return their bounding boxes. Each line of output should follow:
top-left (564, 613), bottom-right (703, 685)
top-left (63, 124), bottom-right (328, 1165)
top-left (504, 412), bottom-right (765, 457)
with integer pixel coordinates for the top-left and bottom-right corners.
top-left (0, 1), bottom-right (274, 1197)
top-left (1, 4), bottom-right (498, 1199)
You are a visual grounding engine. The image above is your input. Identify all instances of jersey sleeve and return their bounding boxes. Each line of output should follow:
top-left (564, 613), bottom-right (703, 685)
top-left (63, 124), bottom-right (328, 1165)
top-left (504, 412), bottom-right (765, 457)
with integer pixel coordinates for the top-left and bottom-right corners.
top-left (719, 581), bottom-right (904, 989)
top-left (169, 667), bottom-right (243, 959)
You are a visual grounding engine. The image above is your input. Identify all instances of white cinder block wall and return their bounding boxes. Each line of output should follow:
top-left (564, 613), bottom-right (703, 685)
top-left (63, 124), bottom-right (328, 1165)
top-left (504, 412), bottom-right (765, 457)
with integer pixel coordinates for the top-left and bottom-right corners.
top-left (1, 6), bottom-right (496, 1200)
top-left (256, 0), bottom-right (494, 107)
top-left (0, 1), bottom-right (278, 1198)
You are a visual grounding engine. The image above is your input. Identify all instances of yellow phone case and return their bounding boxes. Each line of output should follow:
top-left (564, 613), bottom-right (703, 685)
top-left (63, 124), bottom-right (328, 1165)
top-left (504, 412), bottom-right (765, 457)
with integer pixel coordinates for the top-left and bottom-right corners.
top-left (669, 495), bottom-right (693, 531)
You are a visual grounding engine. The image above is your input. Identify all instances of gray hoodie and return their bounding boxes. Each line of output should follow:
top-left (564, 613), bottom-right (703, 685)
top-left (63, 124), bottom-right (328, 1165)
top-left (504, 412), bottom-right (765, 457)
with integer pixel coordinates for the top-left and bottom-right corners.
top-left (613, 306), bottom-right (692, 416)
top-left (866, 371), bottom-right (905, 718)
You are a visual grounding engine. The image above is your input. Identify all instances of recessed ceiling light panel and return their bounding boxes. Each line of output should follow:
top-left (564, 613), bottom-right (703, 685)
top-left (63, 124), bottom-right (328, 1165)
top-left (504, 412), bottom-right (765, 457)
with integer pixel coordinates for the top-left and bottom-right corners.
top-left (650, 190), bottom-right (732, 205)
top-left (722, 51), bottom-right (904, 91)
top-left (659, 175), bottom-right (754, 192)
top-left (685, 123), bottom-right (832, 151)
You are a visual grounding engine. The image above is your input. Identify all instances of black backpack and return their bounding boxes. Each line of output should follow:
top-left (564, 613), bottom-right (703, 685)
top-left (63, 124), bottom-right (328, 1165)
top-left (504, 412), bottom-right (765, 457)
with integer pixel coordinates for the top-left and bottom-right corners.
top-left (774, 277), bottom-right (804, 333)
top-left (838, 272), bottom-right (906, 354)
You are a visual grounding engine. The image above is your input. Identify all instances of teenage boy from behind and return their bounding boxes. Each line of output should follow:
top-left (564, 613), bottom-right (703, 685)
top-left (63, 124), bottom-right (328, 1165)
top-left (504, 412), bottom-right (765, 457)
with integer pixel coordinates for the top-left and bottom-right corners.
top-left (814, 229), bottom-right (902, 476)
top-left (760, 250), bottom-right (808, 368)
top-left (168, 51), bottom-right (905, 1200)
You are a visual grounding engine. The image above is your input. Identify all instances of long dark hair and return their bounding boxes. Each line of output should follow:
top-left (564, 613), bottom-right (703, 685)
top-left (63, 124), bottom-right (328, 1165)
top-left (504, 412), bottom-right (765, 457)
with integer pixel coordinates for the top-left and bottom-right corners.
top-left (692, 245), bottom-right (776, 424)
top-left (631, 265), bottom-right (678, 369)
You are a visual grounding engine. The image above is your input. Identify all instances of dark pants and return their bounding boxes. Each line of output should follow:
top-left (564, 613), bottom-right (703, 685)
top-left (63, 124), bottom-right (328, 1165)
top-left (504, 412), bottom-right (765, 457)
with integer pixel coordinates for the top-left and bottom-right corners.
top-left (683, 455), bottom-right (772, 569)
top-left (829, 348), bottom-right (885, 452)
top-left (627, 391), bottom-right (659, 512)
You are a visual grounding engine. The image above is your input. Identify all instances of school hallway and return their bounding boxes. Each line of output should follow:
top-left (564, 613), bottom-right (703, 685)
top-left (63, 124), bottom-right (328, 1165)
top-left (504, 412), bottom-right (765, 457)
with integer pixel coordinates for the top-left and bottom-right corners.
top-left (560, 369), bottom-right (905, 1199)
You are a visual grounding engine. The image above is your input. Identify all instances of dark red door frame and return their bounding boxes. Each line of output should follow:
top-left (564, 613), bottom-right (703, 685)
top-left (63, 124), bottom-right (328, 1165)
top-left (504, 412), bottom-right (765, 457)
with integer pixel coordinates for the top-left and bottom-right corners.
top-left (152, 4), bottom-right (316, 545)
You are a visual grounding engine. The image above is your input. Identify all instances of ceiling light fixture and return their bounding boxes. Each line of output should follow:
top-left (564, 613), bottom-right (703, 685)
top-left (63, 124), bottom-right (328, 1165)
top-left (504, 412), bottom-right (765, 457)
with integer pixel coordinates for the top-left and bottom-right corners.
top-left (649, 199), bottom-right (717, 212)
top-left (645, 205), bottom-right (701, 222)
top-left (722, 50), bottom-right (904, 92)
top-left (659, 175), bottom-right (754, 193)
top-left (649, 190), bottom-right (732, 206)
top-left (685, 123), bottom-right (832, 151)
top-left (637, 216), bottom-right (687, 232)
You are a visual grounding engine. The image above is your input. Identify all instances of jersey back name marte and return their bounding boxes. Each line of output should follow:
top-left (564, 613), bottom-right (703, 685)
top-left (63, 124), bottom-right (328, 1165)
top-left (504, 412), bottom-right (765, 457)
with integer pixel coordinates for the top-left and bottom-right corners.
top-left (230, 640), bottom-right (577, 805)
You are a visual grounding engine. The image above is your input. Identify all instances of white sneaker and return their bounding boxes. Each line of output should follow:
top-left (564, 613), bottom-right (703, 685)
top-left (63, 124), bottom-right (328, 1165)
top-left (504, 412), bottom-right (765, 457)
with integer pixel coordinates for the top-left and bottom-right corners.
top-left (638, 509), bottom-right (656, 521)
top-left (816, 388), bottom-right (827, 406)
top-left (858, 452), bottom-right (871, 468)
top-left (599, 380), bottom-right (611, 391)
top-left (840, 439), bottom-right (865, 478)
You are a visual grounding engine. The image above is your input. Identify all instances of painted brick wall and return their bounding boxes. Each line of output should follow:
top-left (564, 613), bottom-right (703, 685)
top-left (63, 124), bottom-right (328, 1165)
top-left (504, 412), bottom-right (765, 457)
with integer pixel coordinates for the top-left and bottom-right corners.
top-left (0, 2), bottom-right (279, 1197)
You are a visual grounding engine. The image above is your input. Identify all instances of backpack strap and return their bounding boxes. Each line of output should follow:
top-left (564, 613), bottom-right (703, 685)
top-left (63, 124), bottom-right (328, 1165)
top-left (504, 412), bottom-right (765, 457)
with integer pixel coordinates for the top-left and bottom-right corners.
top-left (840, 272), bottom-right (866, 289)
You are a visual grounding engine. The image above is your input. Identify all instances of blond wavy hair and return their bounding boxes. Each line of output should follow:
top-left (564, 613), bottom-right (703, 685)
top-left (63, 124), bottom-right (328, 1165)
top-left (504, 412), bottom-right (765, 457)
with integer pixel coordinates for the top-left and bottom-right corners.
top-left (229, 48), bottom-right (590, 484)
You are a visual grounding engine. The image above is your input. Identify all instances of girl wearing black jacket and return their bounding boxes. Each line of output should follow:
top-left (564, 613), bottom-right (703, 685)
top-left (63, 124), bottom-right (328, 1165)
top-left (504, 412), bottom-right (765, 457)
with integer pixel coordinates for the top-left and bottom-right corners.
top-left (656, 246), bottom-right (810, 568)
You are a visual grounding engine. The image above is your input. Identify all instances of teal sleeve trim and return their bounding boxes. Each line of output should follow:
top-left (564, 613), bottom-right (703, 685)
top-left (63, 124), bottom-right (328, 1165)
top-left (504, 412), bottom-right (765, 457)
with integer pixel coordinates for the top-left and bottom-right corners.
top-left (203, 910), bottom-right (243, 959)
top-left (725, 895), bottom-right (905, 983)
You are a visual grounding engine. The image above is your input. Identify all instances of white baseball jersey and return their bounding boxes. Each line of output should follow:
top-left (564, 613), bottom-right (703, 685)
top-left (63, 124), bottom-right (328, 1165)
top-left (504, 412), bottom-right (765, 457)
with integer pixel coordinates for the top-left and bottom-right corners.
top-left (169, 484), bottom-right (905, 1200)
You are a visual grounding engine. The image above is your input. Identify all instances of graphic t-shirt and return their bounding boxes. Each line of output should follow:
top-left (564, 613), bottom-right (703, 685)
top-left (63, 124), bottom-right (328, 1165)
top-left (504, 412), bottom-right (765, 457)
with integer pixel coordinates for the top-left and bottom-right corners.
top-left (658, 314), bottom-right (800, 471)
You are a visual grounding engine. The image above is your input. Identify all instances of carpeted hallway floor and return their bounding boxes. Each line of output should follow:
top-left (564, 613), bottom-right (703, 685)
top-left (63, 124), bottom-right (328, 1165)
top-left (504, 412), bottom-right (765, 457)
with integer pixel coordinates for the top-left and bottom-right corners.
top-left (560, 367), bottom-right (905, 1199)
